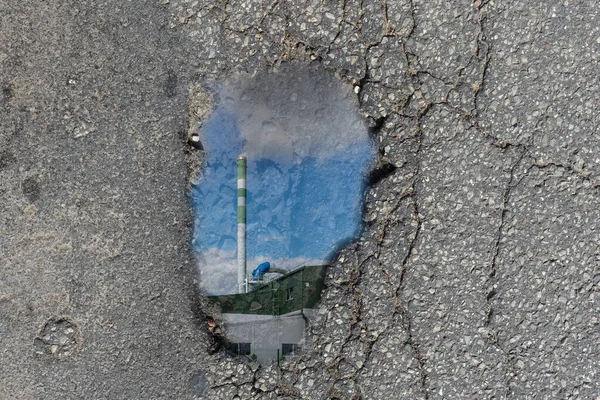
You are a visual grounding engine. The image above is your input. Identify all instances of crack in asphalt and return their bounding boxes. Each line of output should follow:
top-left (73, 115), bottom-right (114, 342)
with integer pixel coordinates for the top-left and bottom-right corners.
top-left (483, 148), bottom-right (530, 397)
top-left (163, 0), bottom-right (600, 398)
top-left (218, 1), bottom-right (498, 397)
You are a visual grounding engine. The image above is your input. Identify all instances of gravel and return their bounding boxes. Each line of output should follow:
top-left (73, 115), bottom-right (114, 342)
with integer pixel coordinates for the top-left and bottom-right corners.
top-left (1, 0), bottom-right (599, 398)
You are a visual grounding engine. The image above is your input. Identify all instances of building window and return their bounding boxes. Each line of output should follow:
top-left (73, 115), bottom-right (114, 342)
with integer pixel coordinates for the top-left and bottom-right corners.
top-left (285, 287), bottom-right (294, 301)
top-left (231, 343), bottom-right (251, 355)
top-left (282, 343), bottom-right (300, 356)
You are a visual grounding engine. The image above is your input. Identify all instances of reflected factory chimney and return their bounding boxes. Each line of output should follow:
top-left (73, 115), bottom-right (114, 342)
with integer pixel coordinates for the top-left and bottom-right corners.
top-left (237, 156), bottom-right (247, 294)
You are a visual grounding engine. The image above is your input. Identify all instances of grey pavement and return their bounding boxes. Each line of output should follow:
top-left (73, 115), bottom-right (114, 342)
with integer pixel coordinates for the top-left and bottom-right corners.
top-left (1, 0), bottom-right (599, 399)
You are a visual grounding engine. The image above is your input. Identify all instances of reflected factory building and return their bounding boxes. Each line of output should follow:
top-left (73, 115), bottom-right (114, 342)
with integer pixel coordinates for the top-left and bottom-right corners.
top-left (210, 264), bottom-right (327, 364)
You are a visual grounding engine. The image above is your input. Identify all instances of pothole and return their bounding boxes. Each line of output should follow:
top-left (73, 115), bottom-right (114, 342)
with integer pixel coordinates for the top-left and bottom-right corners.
top-left (190, 64), bottom-right (376, 364)
top-left (34, 317), bottom-right (81, 358)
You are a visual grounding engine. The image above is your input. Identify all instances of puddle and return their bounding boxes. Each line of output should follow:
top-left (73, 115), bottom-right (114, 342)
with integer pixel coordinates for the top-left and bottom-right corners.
top-left (191, 65), bottom-right (375, 363)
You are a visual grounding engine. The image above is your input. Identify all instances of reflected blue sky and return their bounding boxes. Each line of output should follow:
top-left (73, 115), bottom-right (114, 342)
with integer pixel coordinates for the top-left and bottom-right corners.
top-left (191, 67), bottom-right (375, 294)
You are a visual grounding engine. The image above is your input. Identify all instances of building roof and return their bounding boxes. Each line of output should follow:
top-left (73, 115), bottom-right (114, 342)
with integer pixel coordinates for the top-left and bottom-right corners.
top-left (208, 265), bottom-right (328, 316)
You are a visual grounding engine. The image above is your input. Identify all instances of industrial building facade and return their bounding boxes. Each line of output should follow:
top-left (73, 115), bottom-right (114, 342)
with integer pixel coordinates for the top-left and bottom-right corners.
top-left (209, 265), bottom-right (327, 364)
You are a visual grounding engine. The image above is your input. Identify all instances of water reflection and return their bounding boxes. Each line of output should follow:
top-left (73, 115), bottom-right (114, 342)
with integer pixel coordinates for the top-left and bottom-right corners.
top-left (210, 264), bottom-right (327, 364)
top-left (191, 65), bottom-right (375, 362)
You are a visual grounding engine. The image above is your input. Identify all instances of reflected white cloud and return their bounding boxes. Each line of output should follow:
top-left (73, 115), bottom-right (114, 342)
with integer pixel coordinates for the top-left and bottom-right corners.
top-left (214, 66), bottom-right (369, 169)
top-left (198, 247), bottom-right (325, 295)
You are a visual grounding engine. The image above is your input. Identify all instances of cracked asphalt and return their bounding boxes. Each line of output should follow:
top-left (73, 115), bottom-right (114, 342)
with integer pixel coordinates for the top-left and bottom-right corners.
top-left (1, 0), bottom-right (599, 399)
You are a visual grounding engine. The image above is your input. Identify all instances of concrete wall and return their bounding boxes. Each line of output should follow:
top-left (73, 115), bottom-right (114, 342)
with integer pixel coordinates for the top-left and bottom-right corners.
top-left (223, 310), bottom-right (307, 364)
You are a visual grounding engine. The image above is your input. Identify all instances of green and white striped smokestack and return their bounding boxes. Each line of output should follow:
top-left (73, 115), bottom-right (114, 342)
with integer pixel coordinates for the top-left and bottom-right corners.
top-left (237, 156), bottom-right (247, 294)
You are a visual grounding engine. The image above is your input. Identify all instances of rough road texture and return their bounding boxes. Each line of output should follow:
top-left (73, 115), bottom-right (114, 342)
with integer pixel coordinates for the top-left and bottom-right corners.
top-left (1, 0), bottom-right (599, 399)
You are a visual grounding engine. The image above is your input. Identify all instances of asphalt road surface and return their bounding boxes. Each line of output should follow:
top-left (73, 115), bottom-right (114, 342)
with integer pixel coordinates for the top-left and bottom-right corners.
top-left (1, 0), bottom-right (599, 399)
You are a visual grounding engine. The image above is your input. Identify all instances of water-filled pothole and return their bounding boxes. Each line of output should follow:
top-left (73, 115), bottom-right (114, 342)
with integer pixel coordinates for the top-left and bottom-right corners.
top-left (191, 65), bottom-right (375, 364)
